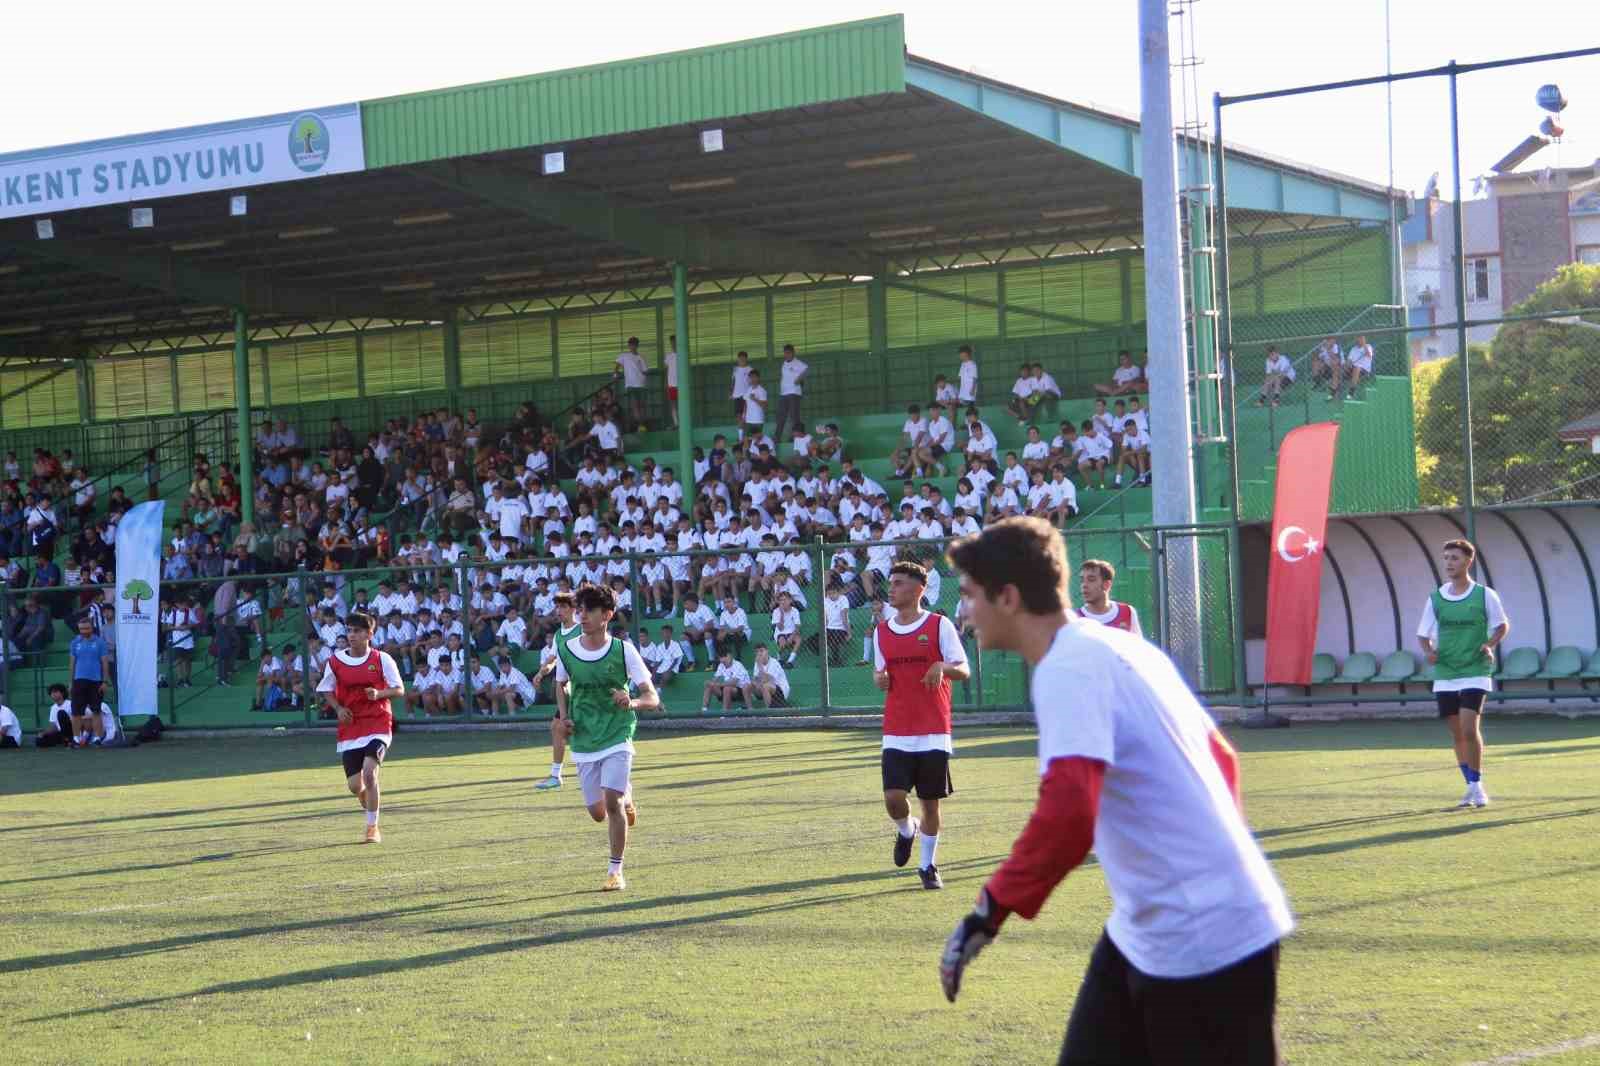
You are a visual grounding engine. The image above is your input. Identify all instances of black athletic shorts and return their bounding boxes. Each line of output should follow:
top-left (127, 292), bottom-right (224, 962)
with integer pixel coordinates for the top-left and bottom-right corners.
top-left (1436, 688), bottom-right (1488, 718)
top-left (70, 678), bottom-right (101, 717)
top-left (1060, 932), bottom-right (1281, 1066)
top-left (881, 748), bottom-right (953, 800)
top-left (341, 739), bottom-right (388, 779)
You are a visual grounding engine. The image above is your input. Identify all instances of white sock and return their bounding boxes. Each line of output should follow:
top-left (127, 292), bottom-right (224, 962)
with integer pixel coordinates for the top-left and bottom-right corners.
top-left (550, 762), bottom-right (562, 778)
top-left (365, 810), bottom-right (378, 827)
top-left (607, 856), bottom-right (624, 876)
top-left (863, 636), bottom-right (872, 660)
top-left (920, 832), bottom-right (939, 868)
top-left (894, 816), bottom-right (914, 838)
top-left (703, 638), bottom-right (715, 656)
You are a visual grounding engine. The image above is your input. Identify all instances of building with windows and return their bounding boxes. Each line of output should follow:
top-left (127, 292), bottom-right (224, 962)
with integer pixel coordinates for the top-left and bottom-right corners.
top-left (1403, 160), bottom-right (1600, 363)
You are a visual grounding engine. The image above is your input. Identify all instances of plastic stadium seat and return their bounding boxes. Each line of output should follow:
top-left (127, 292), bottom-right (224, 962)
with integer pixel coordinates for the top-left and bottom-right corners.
top-left (1332, 652), bottom-right (1379, 685)
top-left (1374, 650), bottom-right (1418, 682)
top-left (1534, 646), bottom-right (1584, 680)
top-left (1582, 650), bottom-right (1600, 680)
top-left (1494, 647), bottom-right (1542, 681)
top-left (1309, 653), bottom-right (1338, 685)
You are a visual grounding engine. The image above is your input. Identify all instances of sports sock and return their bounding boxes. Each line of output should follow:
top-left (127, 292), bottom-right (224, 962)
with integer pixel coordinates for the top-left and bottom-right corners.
top-left (894, 816), bottom-right (914, 838)
top-left (366, 810), bottom-right (378, 826)
top-left (550, 762), bottom-right (563, 778)
top-left (703, 637), bottom-right (715, 657)
top-left (920, 833), bottom-right (939, 869)
top-left (607, 856), bottom-right (624, 876)
top-left (1467, 767), bottom-right (1482, 784)
top-left (1458, 762), bottom-right (1472, 784)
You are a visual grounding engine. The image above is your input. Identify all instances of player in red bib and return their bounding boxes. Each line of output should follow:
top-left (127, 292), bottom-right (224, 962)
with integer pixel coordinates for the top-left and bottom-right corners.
top-left (1075, 558), bottom-right (1142, 637)
top-left (872, 560), bottom-right (970, 889)
top-left (316, 612), bottom-right (405, 844)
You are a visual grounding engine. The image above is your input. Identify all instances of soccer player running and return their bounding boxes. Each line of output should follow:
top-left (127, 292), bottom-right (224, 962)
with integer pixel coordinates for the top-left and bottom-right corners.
top-left (1075, 558), bottom-right (1143, 637)
top-left (533, 591), bottom-right (579, 791)
top-left (553, 582), bottom-right (660, 892)
top-left (873, 560), bottom-right (970, 890)
top-left (1417, 538), bottom-right (1509, 809)
top-left (316, 612), bottom-right (405, 844)
top-left (939, 518), bottom-right (1293, 1064)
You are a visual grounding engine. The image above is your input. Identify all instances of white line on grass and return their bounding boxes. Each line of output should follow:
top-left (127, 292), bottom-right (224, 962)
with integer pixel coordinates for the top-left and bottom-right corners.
top-left (1465, 1033), bottom-right (1600, 1065)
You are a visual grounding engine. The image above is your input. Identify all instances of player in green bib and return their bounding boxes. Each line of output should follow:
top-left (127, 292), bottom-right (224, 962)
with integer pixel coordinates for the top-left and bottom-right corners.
top-left (534, 592), bottom-right (580, 791)
top-left (1416, 539), bottom-right (1509, 809)
top-left (553, 583), bottom-right (659, 892)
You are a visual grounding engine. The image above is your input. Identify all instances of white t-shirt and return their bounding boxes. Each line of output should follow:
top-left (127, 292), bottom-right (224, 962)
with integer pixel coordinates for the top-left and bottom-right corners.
top-left (1113, 364), bottom-right (1143, 386)
top-left (873, 611), bottom-right (969, 753)
top-left (731, 364), bottom-right (753, 399)
top-left (1121, 429), bottom-right (1151, 452)
top-left (590, 421), bottom-right (622, 452)
top-left (717, 606), bottom-right (751, 637)
top-left (1079, 601), bottom-right (1144, 638)
top-left (901, 417), bottom-right (928, 445)
top-left (779, 358), bottom-right (809, 396)
top-left (1022, 440), bottom-right (1049, 462)
top-left (958, 360), bottom-right (978, 402)
top-left (1030, 621), bottom-right (1294, 977)
top-left (615, 351), bottom-right (649, 389)
top-left (497, 497), bottom-right (528, 540)
top-left (1416, 581), bottom-right (1509, 692)
top-left (1011, 376), bottom-right (1036, 399)
top-left (1264, 354), bottom-right (1295, 381)
top-left (1048, 478), bottom-right (1079, 511)
top-left (927, 416), bottom-right (956, 451)
top-left (0, 703), bottom-right (19, 744)
top-left (1078, 434), bottom-right (1113, 462)
top-left (744, 385), bottom-right (768, 424)
top-left (553, 635), bottom-right (652, 762)
top-left (1348, 343), bottom-right (1374, 372)
top-left (751, 658), bottom-right (790, 698)
top-left (823, 595), bottom-right (850, 631)
top-left (714, 660), bottom-right (751, 687)
top-left (770, 605), bottom-right (801, 637)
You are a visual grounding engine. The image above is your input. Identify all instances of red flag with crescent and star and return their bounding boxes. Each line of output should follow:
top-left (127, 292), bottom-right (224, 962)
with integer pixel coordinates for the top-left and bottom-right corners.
top-left (1264, 422), bottom-right (1341, 685)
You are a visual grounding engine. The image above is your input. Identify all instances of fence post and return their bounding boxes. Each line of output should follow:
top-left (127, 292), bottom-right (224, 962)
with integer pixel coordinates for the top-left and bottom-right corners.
top-left (1225, 521), bottom-right (1249, 705)
top-left (0, 586), bottom-right (18, 731)
top-left (815, 537), bottom-right (830, 716)
top-left (455, 557), bottom-right (470, 721)
top-left (298, 577), bottom-right (314, 728)
top-left (1151, 530), bottom-right (1168, 656)
top-left (626, 554), bottom-right (641, 649)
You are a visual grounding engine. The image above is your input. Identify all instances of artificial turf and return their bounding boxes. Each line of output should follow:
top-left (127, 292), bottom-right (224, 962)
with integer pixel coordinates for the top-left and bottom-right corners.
top-left (4, 718), bottom-right (1599, 1065)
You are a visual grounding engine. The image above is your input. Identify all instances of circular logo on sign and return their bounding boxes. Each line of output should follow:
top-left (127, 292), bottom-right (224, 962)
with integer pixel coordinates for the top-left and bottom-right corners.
top-left (289, 114), bottom-right (331, 173)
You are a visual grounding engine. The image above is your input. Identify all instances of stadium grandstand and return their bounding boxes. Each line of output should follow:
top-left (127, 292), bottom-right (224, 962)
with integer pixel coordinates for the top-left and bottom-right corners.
top-left (0, 14), bottom-right (1467, 734)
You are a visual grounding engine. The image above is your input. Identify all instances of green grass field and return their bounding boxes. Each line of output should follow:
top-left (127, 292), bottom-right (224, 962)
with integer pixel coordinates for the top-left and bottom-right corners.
top-left (5, 719), bottom-right (1600, 1066)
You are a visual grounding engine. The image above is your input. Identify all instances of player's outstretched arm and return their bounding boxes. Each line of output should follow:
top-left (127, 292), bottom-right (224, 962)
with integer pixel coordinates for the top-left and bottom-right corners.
top-left (940, 755), bottom-right (1104, 1003)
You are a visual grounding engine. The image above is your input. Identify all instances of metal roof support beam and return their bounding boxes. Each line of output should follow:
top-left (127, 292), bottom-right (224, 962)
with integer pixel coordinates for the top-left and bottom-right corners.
top-left (413, 158), bottom-right (882, 279)
top-left (0, 239), bottom-right (420, 322)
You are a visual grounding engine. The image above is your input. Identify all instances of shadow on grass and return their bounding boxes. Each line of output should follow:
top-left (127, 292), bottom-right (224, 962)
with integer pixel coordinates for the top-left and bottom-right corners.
top-left (21, 861), bottom-right (1011, 1023)
top-left (1300, 860), bottom-right (1600, 919)
top-left (0, 896), bottom-right (501, 977)
top-left (1265, 805), bottom-right (1600, 863)
top-left (0, 843), bottom-right (331, 889)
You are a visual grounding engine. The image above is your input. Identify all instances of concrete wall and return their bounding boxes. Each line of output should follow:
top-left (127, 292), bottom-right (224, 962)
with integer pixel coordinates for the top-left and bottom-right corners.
top-left (1498, 190), bottom-right (1573, 308)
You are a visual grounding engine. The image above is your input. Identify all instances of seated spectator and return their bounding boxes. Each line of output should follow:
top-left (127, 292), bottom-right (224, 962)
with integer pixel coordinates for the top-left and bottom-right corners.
top-left (701, 647), bottom-right (751, 714)
top-left (1095, 349), bottom-right (1146, 396)
top-left (1076, 420), bottom-right (1113, 489)
top-left (1310, 336), bottom-right (1342, 397)
top-left (1256, 345), bottom-right (1295, 407)
top-left (1028, 363), bottom-right (1062, 419)
top-left (1116, 420), bottom-right (1151, 487)
top-left (328, 417), bottom-right (356, 455)
top-left (0, 697), bottom-right (19, 747)
top-left (1005, 364), bottom-right (1036, 422)
top-left (1344, 334), bottom-right (1374, 397)
top-left (748, 644), bottom-right (790, 709)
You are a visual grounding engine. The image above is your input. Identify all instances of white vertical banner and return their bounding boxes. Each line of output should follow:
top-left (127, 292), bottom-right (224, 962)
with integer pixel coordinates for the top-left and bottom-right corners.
top-left (115, 501), bottom-right (166, 716)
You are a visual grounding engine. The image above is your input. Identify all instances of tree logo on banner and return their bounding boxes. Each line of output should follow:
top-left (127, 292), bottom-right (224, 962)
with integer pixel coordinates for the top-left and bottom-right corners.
top-left (121, 578), bottom-right (155, 617)
top-left (288, 114), bottom-right (331, 173)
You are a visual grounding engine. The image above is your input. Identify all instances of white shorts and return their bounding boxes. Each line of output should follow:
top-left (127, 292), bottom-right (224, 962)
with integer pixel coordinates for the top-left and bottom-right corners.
top-left (578, 749), bottom-right (634, 806)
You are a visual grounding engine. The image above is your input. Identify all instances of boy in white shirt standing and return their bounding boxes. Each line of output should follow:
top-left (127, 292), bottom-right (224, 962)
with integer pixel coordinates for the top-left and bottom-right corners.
top-left (730, 350), bottom-right (753, 426)
top-left (741, 368), bottom-right (768, 443)
top-left (613, 336), bottom-right (649, 429)
top-left (956, 344), bottom-right (979, 405)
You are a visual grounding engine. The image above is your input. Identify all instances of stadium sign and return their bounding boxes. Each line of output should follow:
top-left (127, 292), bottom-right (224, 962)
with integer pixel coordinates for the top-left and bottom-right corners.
top-left (0, 103), bottom-right (364, 220)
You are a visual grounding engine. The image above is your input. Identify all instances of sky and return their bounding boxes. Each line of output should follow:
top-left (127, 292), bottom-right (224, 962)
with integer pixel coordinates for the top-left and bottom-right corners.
top-left (2, 1), bottom-right (1598, 198)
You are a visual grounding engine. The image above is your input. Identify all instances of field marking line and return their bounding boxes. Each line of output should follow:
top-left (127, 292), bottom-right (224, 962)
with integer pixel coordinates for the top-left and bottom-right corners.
top-left (1464, 1033), bottom-right (1600, 1065)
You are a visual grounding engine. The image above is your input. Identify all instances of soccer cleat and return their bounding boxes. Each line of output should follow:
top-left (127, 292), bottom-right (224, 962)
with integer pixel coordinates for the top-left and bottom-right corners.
top-left (1456, 786), bottom-right (1475, 809)
top-left (624, 798), bottom-right (637, 827)
top-left (920, 865), bottom-right (944, 890)
top-left (534, 775), bottom-right (563, 791)
top-left (602, 872), bottom-right (626, 892)
top-left (1470, 783), bottom-right (1490, 808)
top-left (893, 818), bottom-right (919, 868)
top-left (364, 824), bottom-right (382, 844)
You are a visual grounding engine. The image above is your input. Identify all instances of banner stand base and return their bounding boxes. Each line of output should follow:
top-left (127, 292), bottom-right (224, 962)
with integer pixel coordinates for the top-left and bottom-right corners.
top-left (1240, 710), bottom-right (1291, 729)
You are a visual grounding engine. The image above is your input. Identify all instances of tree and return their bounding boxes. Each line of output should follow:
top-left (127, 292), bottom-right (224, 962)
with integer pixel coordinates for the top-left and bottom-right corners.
top-left (1414, 263), bottom-right (1600, 504)
top-left (121, 579), bottom-right (155, 616)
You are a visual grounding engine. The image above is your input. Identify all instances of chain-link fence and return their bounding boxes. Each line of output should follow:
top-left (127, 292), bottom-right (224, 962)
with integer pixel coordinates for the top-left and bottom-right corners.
top-left (0, 522), bottom-right (1247, 730)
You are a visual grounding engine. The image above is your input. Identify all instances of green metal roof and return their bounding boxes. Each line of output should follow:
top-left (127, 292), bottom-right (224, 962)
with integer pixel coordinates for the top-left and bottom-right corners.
top-left (360, 16), bottom-right (908, 170)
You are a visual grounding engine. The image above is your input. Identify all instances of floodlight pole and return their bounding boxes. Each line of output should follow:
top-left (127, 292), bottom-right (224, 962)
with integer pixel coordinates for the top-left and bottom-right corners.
top-left (1139, 0), bottom-right (1203, 678)
top-left (1446, 62), bottom-right (1478, 551)
top-left (233, 307), bottom-right (255, 530)
top-left (672, 263), bottom-right (695, 513)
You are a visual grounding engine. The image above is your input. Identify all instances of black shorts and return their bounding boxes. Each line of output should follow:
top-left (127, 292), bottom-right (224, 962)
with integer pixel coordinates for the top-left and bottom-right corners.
top-left (930, 444), bottom-right (948, 459)
top-left (341, 739), bottom-right (388, 779)
top-left (1060, 932), bottom-right (1281, 1066)
top-left (70, 678), bottom-right (101, 716)
top-left (1436, 688), bottom-right (1488, 717)
top-left (881, 748), bottom-right (953, 800)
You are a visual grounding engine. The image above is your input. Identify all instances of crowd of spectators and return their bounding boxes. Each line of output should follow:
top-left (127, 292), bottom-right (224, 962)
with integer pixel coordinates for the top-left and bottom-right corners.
top-left (3, 337), bottom-right (1160, 727)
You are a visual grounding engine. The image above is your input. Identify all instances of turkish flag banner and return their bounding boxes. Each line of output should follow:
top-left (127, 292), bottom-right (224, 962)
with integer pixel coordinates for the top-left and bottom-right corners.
top-left (1263, 422), bottom-right (1341, 685)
